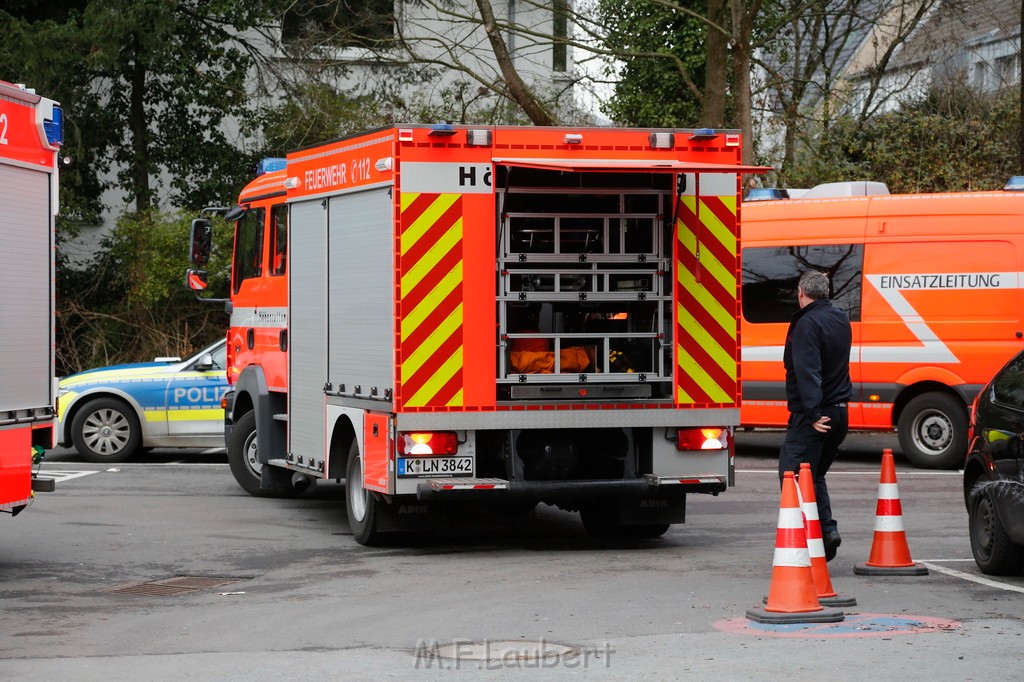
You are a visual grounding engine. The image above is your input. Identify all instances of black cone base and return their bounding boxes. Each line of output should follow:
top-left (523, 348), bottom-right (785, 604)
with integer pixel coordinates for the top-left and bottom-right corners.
top-left (854, 562), bottom-right (928, 576)
top-left (745, 605), bottom-right (845, 624)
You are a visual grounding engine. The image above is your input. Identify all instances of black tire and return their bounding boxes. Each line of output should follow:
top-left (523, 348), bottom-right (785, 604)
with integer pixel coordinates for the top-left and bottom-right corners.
top-left (580, 502), bottom-right (670, 540)
top-left (227, 411), bottom-right (267, 497)
top-left (969, 484), bottom-right (1024, 575)
top-left (345, 440), bottom-right (382, 545)
top-left (70, 397), bottom-right (141, 463)
top-left (897, 392), bottom-right (968, 469)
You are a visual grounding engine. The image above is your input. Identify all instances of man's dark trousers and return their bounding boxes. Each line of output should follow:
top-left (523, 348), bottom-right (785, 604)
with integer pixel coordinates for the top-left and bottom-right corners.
top-left (778, 403), bottom-right (849, 534)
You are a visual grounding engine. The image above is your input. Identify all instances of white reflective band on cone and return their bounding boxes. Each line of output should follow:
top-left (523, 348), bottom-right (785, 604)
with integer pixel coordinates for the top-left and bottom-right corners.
top-left (777, 507), bottom-right (804, 529)
top-left (773, 547), bottom-right (812, 567)
top-left (802, 501), bottom-right (820, 520)
top-left (807, 538), bottom-right (826, 557)
top-left (874, 515), bottom-right (906, 532)
top-left (876, 483), bottom-right (900, 499)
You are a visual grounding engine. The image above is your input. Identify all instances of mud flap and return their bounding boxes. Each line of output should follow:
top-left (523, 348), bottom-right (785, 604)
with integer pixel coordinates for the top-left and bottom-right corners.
top-left (375, 499), bottom-right (441, 533)
top-left (616, 491), bottom-right (687, 525)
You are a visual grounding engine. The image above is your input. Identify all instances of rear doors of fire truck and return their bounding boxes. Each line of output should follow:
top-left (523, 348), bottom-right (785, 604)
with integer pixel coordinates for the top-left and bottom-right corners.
top-left (0, 163), bottom-right (52, 426)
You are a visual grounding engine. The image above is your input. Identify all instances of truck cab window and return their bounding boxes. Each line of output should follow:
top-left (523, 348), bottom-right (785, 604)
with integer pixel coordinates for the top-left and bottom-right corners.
top-left (741, 244), bottom-right (863, 323)
top-left (233, 207), bottom-right (265, 293)
top-left (271, 203), bottom-right (287, 276)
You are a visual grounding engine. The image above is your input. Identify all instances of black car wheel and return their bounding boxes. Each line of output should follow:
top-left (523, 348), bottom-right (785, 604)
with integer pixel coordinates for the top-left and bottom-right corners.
top-left (898, 393), bottom-right (967, 469)
top-left (969, 484), bottom-right (1024, 575)
top-left (70, 397), bottom-right (141, 463)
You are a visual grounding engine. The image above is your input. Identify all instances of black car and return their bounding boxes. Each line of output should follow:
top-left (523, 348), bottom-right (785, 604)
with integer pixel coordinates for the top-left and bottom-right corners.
top-left (964, 349), bottom-right (1024, 575)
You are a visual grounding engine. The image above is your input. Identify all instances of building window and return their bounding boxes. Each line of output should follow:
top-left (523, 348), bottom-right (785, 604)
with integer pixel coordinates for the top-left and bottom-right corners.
top-left (996, 54), bottom-right (1017, 87)
top-left (552, 0), bottom-right (569, 72)
top-left (973, 61), bottom-right (988, 90)
top-left (282, 0), bottom-right (395, 49)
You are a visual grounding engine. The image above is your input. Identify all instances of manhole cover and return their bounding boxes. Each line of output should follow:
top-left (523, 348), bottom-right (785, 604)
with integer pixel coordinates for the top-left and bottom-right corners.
top-left (435, 640), bottom-right (579, 663)
top-left (105, 576), bottom-right (247, 596)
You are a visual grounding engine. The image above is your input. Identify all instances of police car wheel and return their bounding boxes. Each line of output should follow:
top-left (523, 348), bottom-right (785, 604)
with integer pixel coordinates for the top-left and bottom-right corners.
top-left (346, 440), bottom-right (382, 545)
top-left (897, 392), bottom-right (968, 469)
top-left (228, 411), bottom-right (265, 497)
top-left (70, 397), bottom-right (141, 463)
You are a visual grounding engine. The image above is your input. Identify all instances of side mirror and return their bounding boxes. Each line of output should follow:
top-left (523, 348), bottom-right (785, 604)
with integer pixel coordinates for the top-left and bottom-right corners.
top-left (186, 269), bottom-right (208, 291)
top-left (190, 218), bottom-right (213, 266)
top-left (223, 205), bottom-right (246, 222)
top-left (194, 353), bottom-right (215, 371)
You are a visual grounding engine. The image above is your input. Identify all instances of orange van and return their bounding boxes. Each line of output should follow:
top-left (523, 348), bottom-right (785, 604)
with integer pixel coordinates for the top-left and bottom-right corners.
top-left (740, 185), bottom-right (1024, 468)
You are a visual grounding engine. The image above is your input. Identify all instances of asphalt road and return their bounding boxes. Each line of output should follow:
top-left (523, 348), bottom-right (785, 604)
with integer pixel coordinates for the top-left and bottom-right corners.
top-left (2, 431), bottom-right (1022, 679)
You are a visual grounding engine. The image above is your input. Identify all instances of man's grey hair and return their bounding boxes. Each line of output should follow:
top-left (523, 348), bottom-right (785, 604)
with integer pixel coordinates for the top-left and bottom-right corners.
top-left (798, 270), bottom-right (830, 300)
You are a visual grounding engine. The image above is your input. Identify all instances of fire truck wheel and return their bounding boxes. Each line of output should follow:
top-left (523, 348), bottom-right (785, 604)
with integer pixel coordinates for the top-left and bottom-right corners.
top-left (70, 397), bottom-right (141, 463)
top-left (897, 392), bottom-right (968, 469)
top-left (228, 411), bottom-right (267, 497)
top-left (346, 440), bottom-right (382, 545)
top-left (580, 503), bottom-right (670, 540)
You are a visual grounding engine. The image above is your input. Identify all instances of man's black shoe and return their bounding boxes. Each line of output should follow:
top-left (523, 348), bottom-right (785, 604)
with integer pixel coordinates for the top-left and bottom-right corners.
top-left (823, 531), bottom-right (841, 562)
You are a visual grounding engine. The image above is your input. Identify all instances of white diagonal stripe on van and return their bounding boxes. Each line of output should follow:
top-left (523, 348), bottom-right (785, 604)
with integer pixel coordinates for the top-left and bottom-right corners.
top-left (742, 271), bottom-right (1024, 364)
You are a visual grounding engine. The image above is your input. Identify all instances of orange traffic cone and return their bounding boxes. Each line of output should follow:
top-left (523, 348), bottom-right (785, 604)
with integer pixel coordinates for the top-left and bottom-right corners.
top-left (798, 463), bottom-right (857, 607)
top-left (747, 471), bottom-right (844, 624)
top-left (854, 449), bottom-right (928, 576)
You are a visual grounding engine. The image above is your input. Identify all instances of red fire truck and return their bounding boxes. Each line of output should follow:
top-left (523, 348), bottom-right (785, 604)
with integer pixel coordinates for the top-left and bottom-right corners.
top-left (189, 125), bottom-right (760, 544)
top-left (0, 80), bottom-right (62, 519)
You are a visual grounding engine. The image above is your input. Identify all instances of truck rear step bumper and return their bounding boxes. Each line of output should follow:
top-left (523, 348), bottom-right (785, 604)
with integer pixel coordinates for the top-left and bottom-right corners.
top-left (416, 474), bottom-right (726, 501)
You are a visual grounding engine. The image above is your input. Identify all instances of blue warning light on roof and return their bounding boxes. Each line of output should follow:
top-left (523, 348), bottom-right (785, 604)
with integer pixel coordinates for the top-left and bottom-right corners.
top-left (256, 157), bottom-right (286, 176)
top-left (44, 105), bottom-right (64, 147)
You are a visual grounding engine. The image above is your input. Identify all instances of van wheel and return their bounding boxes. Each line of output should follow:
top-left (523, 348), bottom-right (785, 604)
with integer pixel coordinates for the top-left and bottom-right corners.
top-left (346, 440), bottom-right (382, 545)
top-left (969, 485), bottom-right (1024, 575)
top-left (897, 393), bottom-right (967, 469)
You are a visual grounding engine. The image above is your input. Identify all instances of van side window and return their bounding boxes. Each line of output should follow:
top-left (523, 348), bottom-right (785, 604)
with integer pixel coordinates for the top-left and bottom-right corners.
top-left (742, 244), bottom-right (863, 323)
top-left (232, 207), bottom-right (265, 293)
top-left (270, 203), bottom-right (287, 276)
top-left (993, 352), bottom-right (1024, 407)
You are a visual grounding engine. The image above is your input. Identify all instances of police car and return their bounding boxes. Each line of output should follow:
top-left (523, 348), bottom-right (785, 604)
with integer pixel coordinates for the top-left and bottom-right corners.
top-left (57, 339), bottom-right (229, 463)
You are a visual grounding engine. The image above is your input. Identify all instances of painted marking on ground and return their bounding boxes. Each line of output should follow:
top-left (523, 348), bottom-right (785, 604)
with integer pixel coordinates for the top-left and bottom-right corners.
top-left (39, 470), bottom-right (100, 483)
top-left (922, 562), bottom-right (1024, 595)
top-left (737, 469), bottom-right (960, 476)
top-left (714, 613), bottom-right (961, 638)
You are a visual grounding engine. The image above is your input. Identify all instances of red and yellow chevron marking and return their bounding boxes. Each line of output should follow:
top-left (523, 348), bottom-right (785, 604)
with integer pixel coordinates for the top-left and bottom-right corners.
top-left (398, 193), bottom-right (465, 408)
top-left (675, 193), bottom-right (739, 406)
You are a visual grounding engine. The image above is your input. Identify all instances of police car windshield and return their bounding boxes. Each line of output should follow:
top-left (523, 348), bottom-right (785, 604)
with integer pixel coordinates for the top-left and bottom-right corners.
top-left (188, 340), bottom-right (226, 370)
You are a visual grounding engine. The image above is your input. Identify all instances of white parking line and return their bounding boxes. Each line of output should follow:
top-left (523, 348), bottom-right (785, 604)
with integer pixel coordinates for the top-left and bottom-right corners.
top-left (922, 562), bottom-right (1024, 594)
top-left (39, 470), bottom-right (100, 482)
top-left (737, 469), bottom-right (961, 476)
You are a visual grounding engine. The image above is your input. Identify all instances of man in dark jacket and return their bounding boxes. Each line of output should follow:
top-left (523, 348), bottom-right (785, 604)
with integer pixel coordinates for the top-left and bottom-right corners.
top-left (780, 270), bottom-right (853, 561)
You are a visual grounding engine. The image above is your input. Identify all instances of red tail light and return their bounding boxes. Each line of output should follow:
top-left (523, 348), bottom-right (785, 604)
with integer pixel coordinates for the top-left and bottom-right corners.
top-left (398, 431), bottom-right (458, 456)
top-left (676, 427), bottom-right (728, 451)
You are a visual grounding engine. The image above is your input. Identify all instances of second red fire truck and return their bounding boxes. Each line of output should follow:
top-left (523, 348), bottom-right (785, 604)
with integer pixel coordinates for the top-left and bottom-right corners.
top-left (189, 124), bottom-right (760, 544)
top-left (0, 80), bottom-right (61, 521)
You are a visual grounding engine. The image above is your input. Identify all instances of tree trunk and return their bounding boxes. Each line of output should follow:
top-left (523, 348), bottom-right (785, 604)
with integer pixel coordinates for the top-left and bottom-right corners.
top-left (701, 0), bottom-right (729, 127)
top-left (731, 1), bottom-right (756, 165)
top-left (475, 0), bottom-right (557, 125)
top-left (129, 33), bottom-right (152, 213)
